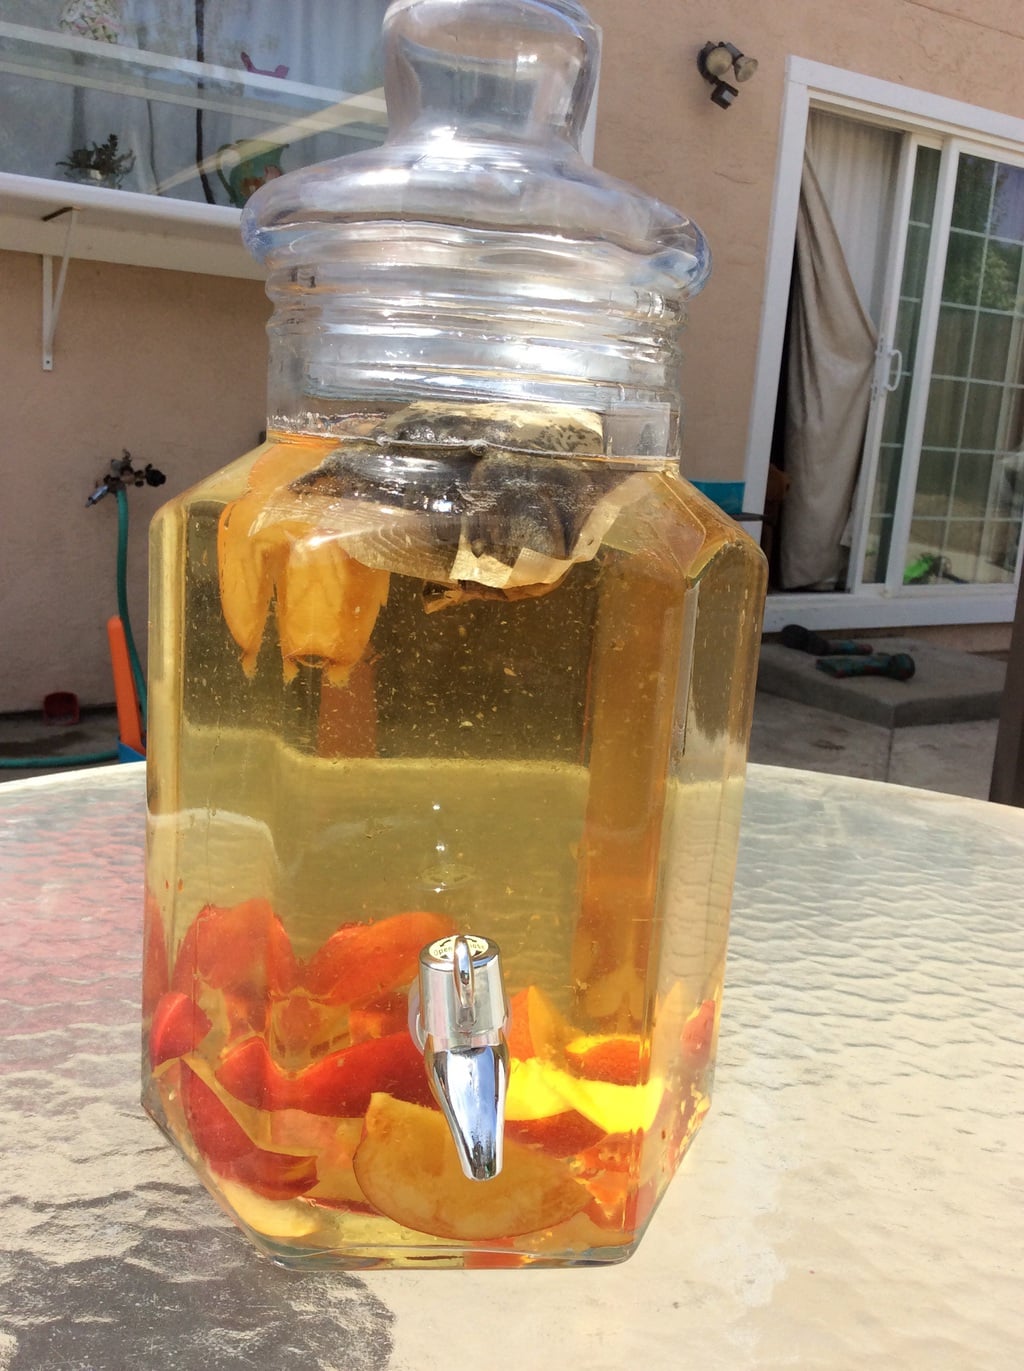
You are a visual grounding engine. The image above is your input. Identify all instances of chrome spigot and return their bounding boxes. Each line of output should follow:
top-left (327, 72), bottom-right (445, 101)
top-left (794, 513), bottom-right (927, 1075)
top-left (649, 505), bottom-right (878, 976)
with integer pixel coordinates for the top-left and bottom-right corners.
top-left (413, 934), bottom-right (510, 1181)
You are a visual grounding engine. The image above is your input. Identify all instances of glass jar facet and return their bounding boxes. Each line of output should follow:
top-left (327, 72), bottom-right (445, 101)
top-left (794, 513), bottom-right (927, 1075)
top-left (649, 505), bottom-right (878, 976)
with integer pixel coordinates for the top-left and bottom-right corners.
top-left (144, 409), bottom-right (765, 1267)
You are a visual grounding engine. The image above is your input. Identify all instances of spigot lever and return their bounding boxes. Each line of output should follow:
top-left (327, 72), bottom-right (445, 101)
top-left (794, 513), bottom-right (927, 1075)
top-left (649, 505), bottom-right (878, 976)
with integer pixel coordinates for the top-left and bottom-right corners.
top-left (453, 935), bottom-right (476, 1029)
top-left (414, 934), bottom-right (510, 1181)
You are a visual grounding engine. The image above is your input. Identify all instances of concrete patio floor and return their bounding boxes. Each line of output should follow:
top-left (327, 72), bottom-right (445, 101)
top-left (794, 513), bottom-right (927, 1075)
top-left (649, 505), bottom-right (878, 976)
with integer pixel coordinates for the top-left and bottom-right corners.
top-left (0, 691), bottom-right (1006, 803)
top-left (748, 691), bottom-right (999, 801)
top-left (0, 707), bottom-right (122, 785)
top-left (750, 634), bottom-right (1008, 801)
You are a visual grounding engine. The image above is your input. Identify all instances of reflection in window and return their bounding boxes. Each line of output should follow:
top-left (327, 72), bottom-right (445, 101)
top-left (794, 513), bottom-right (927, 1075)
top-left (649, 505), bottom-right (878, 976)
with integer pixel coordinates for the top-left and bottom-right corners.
top-left (0, 0), bottom-right (391, 205)
top-left (905, 153), bottom-right (1024, 584)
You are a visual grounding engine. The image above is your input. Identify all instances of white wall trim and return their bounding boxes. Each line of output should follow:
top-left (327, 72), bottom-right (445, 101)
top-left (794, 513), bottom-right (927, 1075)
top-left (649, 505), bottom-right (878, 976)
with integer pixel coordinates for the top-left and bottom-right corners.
top-left (787, 57), bottom-right (1024, 149)
top-left (763, 586), bottom-right (1017, 634)
top-left (0, 171), bottom-right (241, 230)
top-left (0, 171), bottom-right (261, 278)
top-left (741, 60), bottom-right (809, 515)
top-left (745, 57), bottom-right (1024, 628)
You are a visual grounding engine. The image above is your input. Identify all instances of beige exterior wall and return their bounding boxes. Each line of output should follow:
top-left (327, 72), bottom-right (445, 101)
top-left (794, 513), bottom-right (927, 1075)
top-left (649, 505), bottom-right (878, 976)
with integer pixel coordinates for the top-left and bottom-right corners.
top-left (586, 0), bottom-right (1024, 486)
top-left (0, 252), bottom-right (268, 711)
top-left (3, 0), bottom-right (1024, 710)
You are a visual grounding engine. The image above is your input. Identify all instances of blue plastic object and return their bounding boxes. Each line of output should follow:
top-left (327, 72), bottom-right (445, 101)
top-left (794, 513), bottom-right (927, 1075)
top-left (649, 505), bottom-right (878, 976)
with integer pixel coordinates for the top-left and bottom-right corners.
top-left (691, 481), bottom-right (746, 516)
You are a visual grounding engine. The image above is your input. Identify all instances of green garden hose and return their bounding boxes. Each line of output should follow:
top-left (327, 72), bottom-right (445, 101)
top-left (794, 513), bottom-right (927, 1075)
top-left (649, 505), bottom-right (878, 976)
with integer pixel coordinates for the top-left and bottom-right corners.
top-left (116, 486), bottom-right (148, 723)
top-left (0, 750), bottom-right (119, 771)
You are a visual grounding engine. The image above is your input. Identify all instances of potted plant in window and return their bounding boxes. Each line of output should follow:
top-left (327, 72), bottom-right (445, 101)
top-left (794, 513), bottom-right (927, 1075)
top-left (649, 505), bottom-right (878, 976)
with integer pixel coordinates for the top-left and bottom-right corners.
top-left (58, 133), bottom-right (135, 189)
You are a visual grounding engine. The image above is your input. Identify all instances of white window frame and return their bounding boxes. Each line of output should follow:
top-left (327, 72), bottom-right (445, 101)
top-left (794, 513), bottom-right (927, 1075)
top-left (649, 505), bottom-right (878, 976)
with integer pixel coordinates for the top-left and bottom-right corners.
top-left (748, 57), bottom-right (1024, 632)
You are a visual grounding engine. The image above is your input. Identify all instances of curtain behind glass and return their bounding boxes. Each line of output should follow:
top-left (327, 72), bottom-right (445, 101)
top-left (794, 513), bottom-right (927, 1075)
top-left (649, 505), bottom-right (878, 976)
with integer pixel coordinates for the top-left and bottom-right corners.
top-left (806, 110), bottom-right (900, 328)
top-left (779, 154), bottom-right (877, 589)
top-left (779, 113), bottom-right (902, 589)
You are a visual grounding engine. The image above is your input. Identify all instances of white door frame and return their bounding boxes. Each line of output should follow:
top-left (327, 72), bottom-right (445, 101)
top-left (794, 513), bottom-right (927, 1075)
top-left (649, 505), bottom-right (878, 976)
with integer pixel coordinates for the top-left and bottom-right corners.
top-left (747, 57), bottom-right (1024, 632)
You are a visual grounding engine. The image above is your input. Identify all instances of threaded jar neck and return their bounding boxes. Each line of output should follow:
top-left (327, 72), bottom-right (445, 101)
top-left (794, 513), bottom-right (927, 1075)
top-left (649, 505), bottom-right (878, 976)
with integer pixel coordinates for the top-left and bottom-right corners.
top-left (264, 220), bottom-right (690, 431)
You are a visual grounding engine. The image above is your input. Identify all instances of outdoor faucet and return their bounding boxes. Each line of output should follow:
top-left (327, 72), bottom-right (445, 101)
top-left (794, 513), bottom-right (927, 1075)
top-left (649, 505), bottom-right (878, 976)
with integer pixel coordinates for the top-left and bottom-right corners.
top-left (87, 451), bottom-right (167, 506)
top-left (413, 934), bottom-right (510, 1181)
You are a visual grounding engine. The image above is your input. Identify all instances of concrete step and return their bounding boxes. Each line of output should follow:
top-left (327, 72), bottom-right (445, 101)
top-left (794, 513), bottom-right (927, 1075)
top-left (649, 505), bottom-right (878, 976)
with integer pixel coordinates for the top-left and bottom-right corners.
top-left (757, 637), bottom-right (1005, 729)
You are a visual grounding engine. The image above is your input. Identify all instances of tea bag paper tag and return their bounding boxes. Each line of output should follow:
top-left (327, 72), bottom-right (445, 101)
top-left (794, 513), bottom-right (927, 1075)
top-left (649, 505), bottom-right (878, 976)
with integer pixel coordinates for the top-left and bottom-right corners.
top-left (449, 471), bottom-right (650, 590)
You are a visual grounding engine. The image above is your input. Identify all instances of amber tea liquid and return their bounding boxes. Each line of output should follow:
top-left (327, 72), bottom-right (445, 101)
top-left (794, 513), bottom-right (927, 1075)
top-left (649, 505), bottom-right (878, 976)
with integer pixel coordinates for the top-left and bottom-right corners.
top-left (143, 425), bottom-right (764, 1268)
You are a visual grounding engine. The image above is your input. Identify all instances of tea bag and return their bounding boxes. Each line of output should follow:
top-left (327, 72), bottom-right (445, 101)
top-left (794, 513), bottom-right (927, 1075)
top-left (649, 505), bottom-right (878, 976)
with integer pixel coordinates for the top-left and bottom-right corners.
top-left (381, 399), bottom-right (607, 454)
top-left (288, 400), bottom-right (648, 606)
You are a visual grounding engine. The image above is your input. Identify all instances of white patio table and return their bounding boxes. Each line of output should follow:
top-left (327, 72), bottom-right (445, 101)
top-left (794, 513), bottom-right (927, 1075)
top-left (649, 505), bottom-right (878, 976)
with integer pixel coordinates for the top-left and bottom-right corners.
top-left (0, 762), bottom-right (1020, 1371)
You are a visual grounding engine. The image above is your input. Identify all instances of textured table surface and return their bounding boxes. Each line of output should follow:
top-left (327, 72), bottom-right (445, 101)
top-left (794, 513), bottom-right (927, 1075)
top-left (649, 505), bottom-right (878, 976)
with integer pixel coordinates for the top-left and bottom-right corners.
top-left (1, 763), bottom-right (1021, 1371)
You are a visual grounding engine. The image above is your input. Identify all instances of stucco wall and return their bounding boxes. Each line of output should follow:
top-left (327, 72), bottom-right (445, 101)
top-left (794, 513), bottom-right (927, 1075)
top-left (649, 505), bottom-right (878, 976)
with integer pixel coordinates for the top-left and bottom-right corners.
top-left (4, 0), bottom-right (1024, 710)
top-left (0, 252), bottom-right (268, 711)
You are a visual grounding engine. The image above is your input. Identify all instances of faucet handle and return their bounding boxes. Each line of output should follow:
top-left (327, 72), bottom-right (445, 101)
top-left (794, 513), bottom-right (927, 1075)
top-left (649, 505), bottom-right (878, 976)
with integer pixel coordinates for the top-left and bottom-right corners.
top-left (418, 934), bottom-right (508, 1047)
top-left (414, 934), bottom-right (511, 1181)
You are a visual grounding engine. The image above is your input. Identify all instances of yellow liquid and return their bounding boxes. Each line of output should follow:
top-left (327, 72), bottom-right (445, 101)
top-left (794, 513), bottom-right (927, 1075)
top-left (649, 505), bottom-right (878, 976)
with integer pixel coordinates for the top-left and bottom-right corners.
top-left (143, 428), bottom-right (765, 1268)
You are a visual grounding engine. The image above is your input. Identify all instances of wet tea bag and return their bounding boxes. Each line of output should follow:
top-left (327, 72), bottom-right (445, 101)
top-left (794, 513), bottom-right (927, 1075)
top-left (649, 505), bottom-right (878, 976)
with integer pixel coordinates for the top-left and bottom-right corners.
top-left (284, 400), bottom-right (649, 607)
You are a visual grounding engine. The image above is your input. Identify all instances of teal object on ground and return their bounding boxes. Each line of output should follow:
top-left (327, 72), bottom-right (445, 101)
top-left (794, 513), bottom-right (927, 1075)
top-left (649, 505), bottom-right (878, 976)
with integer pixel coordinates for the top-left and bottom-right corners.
top-left (691, 480), bottom-right (746, 516)
top-left (0, 750), bottom-right (119, 770)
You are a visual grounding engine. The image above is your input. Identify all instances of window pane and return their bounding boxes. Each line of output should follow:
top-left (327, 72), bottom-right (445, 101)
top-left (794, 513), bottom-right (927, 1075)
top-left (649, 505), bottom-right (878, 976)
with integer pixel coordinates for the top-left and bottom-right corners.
top-left (932, 305), bottom-right (974, 376)
top-left (979, 519), bottom-right (1019, 580)
top-left (951, 155), bottom-right (995, 232)
top-left (980, 242), bottom-right (1023, 312)
top-left (999, 387), bottom-right (1024, 450)
top-left (962, 382), bottom-right (1003, 449)
top-left (945, 519), bottom-right (984, 559)
top-left (953, 453), bottom-right (996, 509)
top-left (910, 147), bottom-right (941, 225)
top-left (942, 232), bottom-right (985, 306)
top-left (895, 298), bottom-right (922, 365)
top-left (0, 6), bottom-right (391, 206)
top-left (904, 520), bottom-right (946, 581)
top-left (902, 224), bottom-right (932, 299)
top-left (971, 313), bottom-right (1015, 381)
top-left (913, 449), bottom-right (955, 517)
top-left (873, 446), bottom-right (900, 512)
top-left (907, 152), bottom-right (1024, 587)
top-left (882, 377), bottom-right (911, 445)
top-left (923, 378), bottom-right (966, 446)
top-left (991, 164), bottom-right (1024, 242)
top-left (944, 519), bottom-right (984, 581)
top-left (862, 515), bottom-right (888, 582)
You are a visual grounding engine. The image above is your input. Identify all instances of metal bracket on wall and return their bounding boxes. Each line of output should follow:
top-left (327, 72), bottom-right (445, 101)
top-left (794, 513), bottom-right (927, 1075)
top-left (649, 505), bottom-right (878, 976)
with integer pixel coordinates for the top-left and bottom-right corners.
top-left (41, 205), bottom-right (79, 371)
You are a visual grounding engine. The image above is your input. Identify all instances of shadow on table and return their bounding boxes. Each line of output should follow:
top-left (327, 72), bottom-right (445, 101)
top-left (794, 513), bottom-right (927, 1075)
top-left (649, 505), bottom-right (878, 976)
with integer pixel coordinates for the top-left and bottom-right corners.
top-left (0, 1187), bottom-right (395, 1370)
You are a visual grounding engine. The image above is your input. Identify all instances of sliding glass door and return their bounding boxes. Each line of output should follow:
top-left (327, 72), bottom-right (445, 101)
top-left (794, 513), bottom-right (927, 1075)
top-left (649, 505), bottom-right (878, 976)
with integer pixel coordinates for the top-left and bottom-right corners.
top-left (850, 138), bottom-right (1024, 594)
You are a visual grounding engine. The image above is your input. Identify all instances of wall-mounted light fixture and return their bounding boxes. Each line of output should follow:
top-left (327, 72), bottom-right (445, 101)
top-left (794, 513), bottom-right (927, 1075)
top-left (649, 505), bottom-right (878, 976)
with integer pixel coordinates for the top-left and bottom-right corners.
top-left (698, 41), bottom-right (758, 109)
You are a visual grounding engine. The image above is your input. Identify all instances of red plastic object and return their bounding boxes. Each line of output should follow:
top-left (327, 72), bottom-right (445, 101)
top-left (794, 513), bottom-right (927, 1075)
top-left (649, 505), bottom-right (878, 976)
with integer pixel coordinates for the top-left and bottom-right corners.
top-left (42, 692), bottom-right (80, 726)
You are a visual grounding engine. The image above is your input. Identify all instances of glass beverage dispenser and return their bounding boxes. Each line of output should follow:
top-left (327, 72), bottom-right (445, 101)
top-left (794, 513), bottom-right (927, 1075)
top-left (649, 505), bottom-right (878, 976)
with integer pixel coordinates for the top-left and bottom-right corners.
top-left (142, 0), bottom-right (767, 1269)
